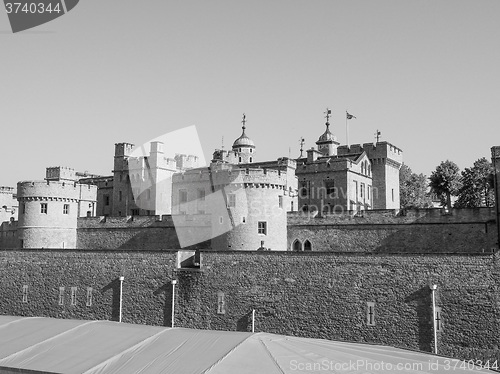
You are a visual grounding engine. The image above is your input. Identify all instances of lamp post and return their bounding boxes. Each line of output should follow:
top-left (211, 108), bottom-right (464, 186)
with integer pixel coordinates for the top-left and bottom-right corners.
top-left (118, 276), bottom-right (124, 323)
top-left (252, 309), bottom-right (255, 333)
top-left (430, 284), bottom-right (438, 354)
top-left (171, 279), bottom-right (177, 328)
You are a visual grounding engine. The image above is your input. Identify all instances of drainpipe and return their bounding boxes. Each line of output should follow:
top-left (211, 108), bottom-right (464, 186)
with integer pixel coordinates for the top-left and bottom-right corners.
top-left (430, 284), bottom-right (438, 354)
top-left (118, 276), bottom-right (124, 323)
top-left (171, 279), bottom-right (177, 328)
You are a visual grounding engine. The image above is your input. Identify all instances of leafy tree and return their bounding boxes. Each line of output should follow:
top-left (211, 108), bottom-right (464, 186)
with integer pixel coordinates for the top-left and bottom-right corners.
top-left (399, 163), bottom-right (433, 209)
top-left (429, 160), bottom-right (461, 210)
top-left (455, 157), bottom-right (495, 208)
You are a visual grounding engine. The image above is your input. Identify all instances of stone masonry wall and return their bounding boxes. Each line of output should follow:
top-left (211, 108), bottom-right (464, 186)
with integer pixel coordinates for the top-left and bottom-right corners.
top-left (288, 208), bottom-right (497, 252)
top-left (76, 215), bottom-right (211, 250)
top-left (0, 249), bottom-right (498, 362)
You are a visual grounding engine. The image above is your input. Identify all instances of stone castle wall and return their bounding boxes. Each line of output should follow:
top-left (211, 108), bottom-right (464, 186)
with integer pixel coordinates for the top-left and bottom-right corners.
top-left (76, 215), bottom-right (211, 250)
top-left (287, 208), bottom-right (497, 252)
top-left (1, 249), bottom-right (498, 362)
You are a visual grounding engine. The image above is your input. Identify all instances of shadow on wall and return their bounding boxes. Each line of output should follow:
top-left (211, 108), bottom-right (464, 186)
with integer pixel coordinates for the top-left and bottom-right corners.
top-left (153, 283), bottom-right (174, 327)
top-left (237, 310), bottom-right (254, 332)
top-left (101, 279), bottom-right (121, 322)
top-left (405, 286), bottom-right (434, 352)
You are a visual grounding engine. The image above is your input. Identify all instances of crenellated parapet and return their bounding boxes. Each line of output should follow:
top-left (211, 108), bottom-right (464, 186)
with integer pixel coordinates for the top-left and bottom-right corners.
top-left (18, 180), bottom-right (97, 202)
top-left (174, 167), bottom-right (289, 190)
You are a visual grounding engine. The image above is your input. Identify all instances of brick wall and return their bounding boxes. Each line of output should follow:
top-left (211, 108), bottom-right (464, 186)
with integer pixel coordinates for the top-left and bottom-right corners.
top-left (0, 249), bottom-right (498, 362)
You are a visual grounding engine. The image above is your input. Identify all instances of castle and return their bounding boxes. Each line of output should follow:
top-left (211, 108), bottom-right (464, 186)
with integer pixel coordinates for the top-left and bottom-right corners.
top-left (0, 113), bottom-right (403, 250)
top-left (1, 116), bottom-right (500, 363)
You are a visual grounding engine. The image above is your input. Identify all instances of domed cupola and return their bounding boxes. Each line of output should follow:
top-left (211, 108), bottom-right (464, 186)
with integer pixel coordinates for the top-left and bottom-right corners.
top-left (316, 108), bottom-right (339, 156)
top-left (232, 114), bottom-right (255, 163)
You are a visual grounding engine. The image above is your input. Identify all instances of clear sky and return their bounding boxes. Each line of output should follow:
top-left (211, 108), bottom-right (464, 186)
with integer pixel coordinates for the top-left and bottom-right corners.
top-left (1, 0), bottom-right (499, 187)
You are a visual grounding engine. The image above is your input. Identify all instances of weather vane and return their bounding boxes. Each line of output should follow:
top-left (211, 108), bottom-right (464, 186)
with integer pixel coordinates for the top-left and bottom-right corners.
top-left (299, 137), bottom-right (305, 158)
top-left (241, 113), bottom-right (246, 130)
top-left (324, 108), bottom-right (332, 123)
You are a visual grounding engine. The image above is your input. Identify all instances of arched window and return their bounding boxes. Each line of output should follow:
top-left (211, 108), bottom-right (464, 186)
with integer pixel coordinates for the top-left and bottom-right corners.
top-left (304, 240), bottom-right (312, 251)
top-left (292, 239), bottom-right (302, 251)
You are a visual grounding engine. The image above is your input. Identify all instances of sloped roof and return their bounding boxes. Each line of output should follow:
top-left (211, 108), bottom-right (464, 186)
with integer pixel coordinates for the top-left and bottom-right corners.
top-left (0, 316), bottom-right (493, 374)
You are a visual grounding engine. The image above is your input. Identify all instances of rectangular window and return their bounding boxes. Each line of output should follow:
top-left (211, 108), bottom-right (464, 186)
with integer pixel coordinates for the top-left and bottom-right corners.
top-left (435, 306), bottom-right (442, 332)
top-left (217, 292), bottom-right (226, 314)
top-left (63, 204), bottom-right (69, 214)
top-left (368, 186), bottom-right (371, 201)
top-left (59, 287), bottom-right (65, 305)
top-left (131, 209), bottom-right (140, 215)
top-left (278, 195), bottom-right (283, 208)
top-left (360, 183), bottom-right (364, 199)
top-left (354, 181), bottom-right (358, 200)
top-left (21, 203), bottom-right (26, 214)
top-left (119, 191), bottom-right (122, 202)
top-left (258, 221), bottom-right (267, 235)
top-left (392, 188), bottom-right (395, 202)
top-left (71, 287), bottom-right (77, 306)
top-left (86, 287), bottom-right (93, 307)
top-left (367, 302), bottom-right (375, 326)
top-left (227, 194), bottom-right (236, 208)
top-left (40, 203), bottom-right (47, 214)
top-left (22, 285), bottom-right (28, 303)
top-left (104, 195), bottom-right (110, 206)
top-left (324, 180), bottom-right (335, 197)
top-left (300, 181), bottom-right (309, 197)
top-left (198, 189), bottom-right (205, 201)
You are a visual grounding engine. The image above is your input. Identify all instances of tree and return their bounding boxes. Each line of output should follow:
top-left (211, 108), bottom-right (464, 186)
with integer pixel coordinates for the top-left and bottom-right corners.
top-left (399, 164), bottom-right (433, 209)
top-left (429, 160), bottom-right (461, 210)
top-left (454, 157), bottom-right (495, 208)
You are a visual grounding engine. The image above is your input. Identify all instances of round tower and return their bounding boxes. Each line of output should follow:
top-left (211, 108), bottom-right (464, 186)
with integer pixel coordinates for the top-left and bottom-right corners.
top-left (210, 167), bottom-right (287, 251)
top-left (17, 181), bottom-right (97, 248)
top-left (232, 114), bottom-right (255, 164)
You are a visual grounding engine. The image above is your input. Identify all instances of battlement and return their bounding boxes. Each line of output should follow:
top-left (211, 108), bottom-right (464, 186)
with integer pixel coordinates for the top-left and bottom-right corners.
top-left (114, 143), bottom-right (135, 157)
top-left (0, 187), bottom-right (15, 194)
top-left (288, 207), bottom-right (495, 225)
top-left (45, 166), bottom-right (77, 181)
top-left (174, 167), bottom-right (289, 187)
top-left (18, 180), bottom-right (97, 201)
top-left (175, 154), bottom-right (200, 170)
top-left (337, 142), bottom-right (403, 164)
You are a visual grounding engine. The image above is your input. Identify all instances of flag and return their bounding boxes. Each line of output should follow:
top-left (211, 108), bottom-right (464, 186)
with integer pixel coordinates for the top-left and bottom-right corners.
top-left (346, 112), bottom-right (356, 120)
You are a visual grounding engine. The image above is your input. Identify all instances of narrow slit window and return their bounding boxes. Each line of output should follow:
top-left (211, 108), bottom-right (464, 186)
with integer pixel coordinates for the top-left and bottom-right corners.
top-left (86, 287), bottom-right (93, 307)
top-left (63, 204), bottom-right (69, 214)
top-left (59, 287), bottom-right (65, 305)
top-left (71, 287), bottom-right (77, 306)
top-left (435, 306), bottom-right (442, 332)
top-left (22, 285), bottom-right (28, 303)
top-left (367, 302), bottom-right (375, 326)
top-left (217, 292), bottom-right (226, 314)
